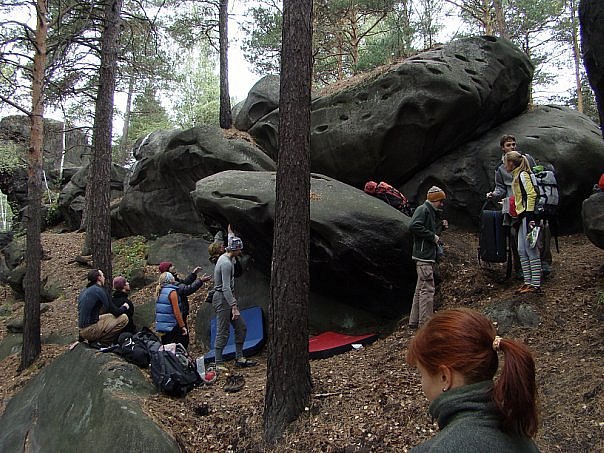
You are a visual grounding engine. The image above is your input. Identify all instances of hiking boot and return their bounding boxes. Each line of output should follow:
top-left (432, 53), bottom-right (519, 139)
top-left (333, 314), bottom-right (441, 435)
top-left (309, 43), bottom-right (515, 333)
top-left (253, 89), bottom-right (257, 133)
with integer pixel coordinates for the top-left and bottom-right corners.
top-left (210, 363), bottom-right (229, 374)
top-left (235, 357), bottom-right (257, 368)
top-left (515, 284), bottom-right (529, 294)
top-left (223, 374), bottom-right (245, 393)
top-left (519, 285), bottom-right (541, 294)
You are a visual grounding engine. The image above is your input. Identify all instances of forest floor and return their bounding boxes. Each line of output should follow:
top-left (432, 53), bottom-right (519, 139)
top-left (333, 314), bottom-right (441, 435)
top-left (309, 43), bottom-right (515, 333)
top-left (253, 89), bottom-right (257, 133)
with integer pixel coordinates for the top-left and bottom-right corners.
top-left (0, 228), bottom-right (602, 452)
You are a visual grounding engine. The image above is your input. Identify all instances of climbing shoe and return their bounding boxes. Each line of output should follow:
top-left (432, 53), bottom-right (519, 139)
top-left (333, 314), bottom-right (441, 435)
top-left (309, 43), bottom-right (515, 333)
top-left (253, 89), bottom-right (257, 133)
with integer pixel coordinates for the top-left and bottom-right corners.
top-left (235, 357), bottom-right (258, 368)
top-left (223, 374), bottom-right (245, 393)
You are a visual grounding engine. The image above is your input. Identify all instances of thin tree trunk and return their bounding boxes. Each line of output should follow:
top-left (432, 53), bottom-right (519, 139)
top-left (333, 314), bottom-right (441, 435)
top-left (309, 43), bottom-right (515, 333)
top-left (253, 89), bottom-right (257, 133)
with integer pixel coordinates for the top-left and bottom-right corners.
top-left (219, 0), bottom-right (232, 129)
top-left (21, 0), bottom-right (48, 371)
top-left (483, 0), bottom-right (492, 35)
top-left (570, 0), bottom-right (584, 112)
top-left (85, 0), bottom-right (123, 286)
top-left (120, 73), bottom-right (135, 163)
top-left (493, 0), bottom-right (506, 37)
top-left (264, 0), bottom-right (313, 444)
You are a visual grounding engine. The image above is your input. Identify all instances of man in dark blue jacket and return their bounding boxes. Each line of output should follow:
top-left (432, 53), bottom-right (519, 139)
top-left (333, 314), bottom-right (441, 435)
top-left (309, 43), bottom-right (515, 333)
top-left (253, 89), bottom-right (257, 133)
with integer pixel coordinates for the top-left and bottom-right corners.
top-left (78, 269), bottom-right (128, 346)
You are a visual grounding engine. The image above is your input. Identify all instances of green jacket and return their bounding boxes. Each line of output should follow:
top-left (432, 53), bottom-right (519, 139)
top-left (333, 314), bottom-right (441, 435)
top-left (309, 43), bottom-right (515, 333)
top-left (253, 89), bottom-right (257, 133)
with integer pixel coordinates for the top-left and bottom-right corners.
top-left (410, 201), bottom-right (438, 262)
top-left (411, 381), bottom-right (539, 452)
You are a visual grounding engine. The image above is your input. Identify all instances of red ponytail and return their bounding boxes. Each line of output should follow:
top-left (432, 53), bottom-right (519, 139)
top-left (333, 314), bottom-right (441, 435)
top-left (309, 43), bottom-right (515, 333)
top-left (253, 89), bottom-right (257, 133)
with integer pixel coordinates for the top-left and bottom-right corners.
top-left (407, 308), bottom-right (538, 437)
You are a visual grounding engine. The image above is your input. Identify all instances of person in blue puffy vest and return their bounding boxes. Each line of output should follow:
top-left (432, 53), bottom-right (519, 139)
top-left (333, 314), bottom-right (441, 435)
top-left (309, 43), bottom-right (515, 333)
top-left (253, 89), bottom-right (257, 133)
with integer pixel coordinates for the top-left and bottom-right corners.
top-left (154, 270), bottom-right (209, 348)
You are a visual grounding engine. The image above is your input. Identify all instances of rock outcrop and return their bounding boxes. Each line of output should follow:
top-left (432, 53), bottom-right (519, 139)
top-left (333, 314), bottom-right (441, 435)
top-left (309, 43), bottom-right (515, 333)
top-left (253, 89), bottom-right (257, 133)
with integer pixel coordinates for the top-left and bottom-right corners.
top-left (582, 192), bottom-right (604, 249)
top-left (111, 124), bottom-right (275, 237)
top-left (400, 105), bottom-right (604, 232)
top-left (250, 36), bottom-right (533, 187)
top-left (58, 163), bottom-right (129, 230)
top-left (192, 171), bottom-right (416, 320)
top-left (233, 75), bottom-right (280, 131)
top-left (0, 345), bottom-right (179, 452)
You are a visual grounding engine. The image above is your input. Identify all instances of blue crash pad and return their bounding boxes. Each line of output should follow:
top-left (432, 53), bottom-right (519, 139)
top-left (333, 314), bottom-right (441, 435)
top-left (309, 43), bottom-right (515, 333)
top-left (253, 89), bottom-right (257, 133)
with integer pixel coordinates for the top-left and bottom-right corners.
top-left (204, 306), bottom-right (265, 362)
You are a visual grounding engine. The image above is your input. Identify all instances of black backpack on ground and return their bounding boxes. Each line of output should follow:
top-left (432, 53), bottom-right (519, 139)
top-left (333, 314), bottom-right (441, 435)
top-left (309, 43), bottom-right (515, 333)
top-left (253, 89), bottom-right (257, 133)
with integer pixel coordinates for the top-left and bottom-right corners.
top-left (478, 200), bottom-right (512, 278)
top-left (115, 327), bottom-right (162, 367)
top-left (149, 343), bottom-right (202, 397)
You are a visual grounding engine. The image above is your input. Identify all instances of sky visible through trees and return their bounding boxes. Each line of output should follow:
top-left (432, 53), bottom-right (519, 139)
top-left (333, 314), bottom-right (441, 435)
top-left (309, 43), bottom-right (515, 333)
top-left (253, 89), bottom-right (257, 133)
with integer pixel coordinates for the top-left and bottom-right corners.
top-left (0, 0), bottom-right (590, 136)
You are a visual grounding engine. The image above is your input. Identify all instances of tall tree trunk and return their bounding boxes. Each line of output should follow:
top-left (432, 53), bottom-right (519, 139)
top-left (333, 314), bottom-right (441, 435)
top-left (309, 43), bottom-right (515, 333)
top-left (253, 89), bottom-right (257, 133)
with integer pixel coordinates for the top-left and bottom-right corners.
top-left (570, 0), bottom-right (584, 112)
top-left (21, 0), bottom-right (48, 371)
top-left (579, 0), bottom-right (604, 134)
top-left (219, 0), bottom-right (232, 129)
top-left (85, 0), bottom-right (123, 285)
top-left (264, 0), bottom-right (313, 443)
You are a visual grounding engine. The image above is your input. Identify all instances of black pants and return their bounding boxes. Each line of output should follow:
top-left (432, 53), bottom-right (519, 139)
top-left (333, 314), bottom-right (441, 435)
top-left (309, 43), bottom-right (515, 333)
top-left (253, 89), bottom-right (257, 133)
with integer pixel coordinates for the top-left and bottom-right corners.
top-left (160, 323), bottom-right (189, 349)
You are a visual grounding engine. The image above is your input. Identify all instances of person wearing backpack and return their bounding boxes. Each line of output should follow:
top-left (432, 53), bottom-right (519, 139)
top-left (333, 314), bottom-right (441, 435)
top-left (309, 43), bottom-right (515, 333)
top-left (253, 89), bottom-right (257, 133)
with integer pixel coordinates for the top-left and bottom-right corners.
top-left (211, 234), bottom-right (257, 372)
top-left (486, 135), bottom-right (537, 278)
top-left (505, 151), bottom-right (542, 294)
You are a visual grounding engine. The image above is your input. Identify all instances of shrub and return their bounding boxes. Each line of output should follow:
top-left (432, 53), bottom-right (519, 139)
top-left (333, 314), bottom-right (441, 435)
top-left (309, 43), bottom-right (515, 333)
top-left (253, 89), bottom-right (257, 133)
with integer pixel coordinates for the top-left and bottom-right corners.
top-left (113, 236), bottom-right (148, 280)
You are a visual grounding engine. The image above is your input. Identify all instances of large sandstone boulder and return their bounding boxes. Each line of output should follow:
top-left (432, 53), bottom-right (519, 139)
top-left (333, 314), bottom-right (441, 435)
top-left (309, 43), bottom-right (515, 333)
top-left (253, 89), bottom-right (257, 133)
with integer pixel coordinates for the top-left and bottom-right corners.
top-left (131, 128), bottom-right (181, 161)
top-left (111, 124), bottom-right (275, 238)
top-left (191, 171), bottom-right (416, 319)
top-left (58, 162), bottom-right (129, 230)
top-left (0, 345), bottom-right (179, 452)
top-left (580, 0), bottom-right (604, 132)
top-left (582, 192), bottom-right (604, 249)
top-left (233, 75), bottom-right (280, 131)
top-left (143, 232), bottom-right (387, 339)
top-left (250, 36), bottom-right (533, 187)
top-left (400, 106), bottom-right (604, 232)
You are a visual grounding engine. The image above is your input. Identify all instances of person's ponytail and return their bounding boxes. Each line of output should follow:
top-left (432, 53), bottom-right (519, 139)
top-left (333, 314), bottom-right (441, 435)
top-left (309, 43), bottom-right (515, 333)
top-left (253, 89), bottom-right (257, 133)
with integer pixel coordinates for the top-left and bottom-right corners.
top-left (493, 338), bottom-right (538, 437)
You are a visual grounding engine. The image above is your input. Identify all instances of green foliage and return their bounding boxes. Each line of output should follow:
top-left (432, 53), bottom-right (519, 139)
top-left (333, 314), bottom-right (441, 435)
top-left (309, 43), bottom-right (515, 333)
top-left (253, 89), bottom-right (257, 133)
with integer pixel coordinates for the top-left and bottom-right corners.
top-left (128, 84), bottom-right (173, 143)
top-left (242, 0), bottom-right (402, 85)
top-left (170, 47), bottom-right (220, 128)
top-left (112, 235), bottom-right (148, 281)
top-left (0, 142), bottom-right (26, 173)
top-left (44, 201), bottom-right (62, 227)
top-left (241, 5), bottom-right (283, 76)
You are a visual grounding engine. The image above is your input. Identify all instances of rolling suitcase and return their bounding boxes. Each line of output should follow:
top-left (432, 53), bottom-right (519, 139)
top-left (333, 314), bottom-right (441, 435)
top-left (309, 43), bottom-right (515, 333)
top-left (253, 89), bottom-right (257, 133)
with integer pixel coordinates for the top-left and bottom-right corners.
top-left (478, 200), bottom-right (512, 278)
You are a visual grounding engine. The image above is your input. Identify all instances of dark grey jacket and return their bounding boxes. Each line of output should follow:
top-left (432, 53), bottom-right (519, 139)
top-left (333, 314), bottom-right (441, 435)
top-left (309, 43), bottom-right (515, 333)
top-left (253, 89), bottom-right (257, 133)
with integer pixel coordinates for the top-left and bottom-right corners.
top-left (410, 201), bottom-right (438, 262)
top-left (411, 381), bottom-right (539, 452)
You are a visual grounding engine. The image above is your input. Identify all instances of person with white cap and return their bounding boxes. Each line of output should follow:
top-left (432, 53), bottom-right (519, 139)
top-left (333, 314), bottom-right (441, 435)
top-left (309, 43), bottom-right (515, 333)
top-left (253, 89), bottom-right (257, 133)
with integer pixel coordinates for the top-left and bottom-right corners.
top-left (408, 186), bottom-right (447, 328)
top-left (210, 231), bottom-right (257, 372)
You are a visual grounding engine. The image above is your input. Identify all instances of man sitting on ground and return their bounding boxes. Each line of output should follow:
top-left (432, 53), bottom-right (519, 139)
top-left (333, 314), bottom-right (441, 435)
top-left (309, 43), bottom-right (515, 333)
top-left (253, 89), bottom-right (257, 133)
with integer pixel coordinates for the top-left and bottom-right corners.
top-left (78, 269), bottom-right (128, 346)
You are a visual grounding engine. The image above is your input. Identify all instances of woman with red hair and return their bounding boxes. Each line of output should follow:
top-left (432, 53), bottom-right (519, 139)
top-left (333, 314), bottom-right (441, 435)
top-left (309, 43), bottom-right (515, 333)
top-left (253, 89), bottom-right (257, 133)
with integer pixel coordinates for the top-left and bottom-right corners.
top-left (407, 308), bottom-right (539, 452)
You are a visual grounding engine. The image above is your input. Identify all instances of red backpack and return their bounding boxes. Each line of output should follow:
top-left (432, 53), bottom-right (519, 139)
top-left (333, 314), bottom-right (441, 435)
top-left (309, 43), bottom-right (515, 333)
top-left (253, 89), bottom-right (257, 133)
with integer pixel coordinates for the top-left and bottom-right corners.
top-left (364, 180), bottom-right (414, 216)
top-left (364, 181), bottom-right (378, 194)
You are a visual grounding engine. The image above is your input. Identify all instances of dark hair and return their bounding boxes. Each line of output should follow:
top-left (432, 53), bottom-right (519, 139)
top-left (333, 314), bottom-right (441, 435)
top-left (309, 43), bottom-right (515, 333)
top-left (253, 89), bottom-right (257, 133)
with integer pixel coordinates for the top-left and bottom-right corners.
top-left (407, 308), bottom-right (538, 437)
top-left (500, 134), bottom-right (516, 147)
top-left (86, 269), bottom-right (101, 287)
